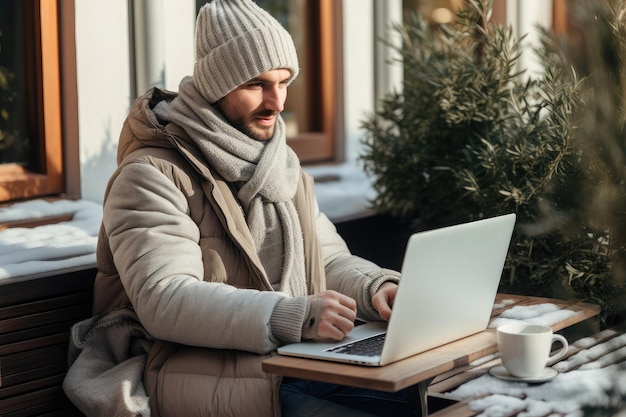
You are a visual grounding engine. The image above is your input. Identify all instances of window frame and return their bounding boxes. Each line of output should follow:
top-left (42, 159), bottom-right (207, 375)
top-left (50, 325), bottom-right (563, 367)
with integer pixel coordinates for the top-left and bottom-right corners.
top-left (0, 0), bottom-right (66, 203)
top-left (552, 0), bottom-right (574, 35)
top-left (284, 0), bottom-right (344, 164)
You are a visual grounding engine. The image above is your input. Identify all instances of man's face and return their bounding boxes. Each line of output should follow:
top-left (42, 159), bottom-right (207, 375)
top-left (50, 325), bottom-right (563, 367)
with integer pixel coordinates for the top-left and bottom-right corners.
top-left (216, 68), bottom-right (291, 142)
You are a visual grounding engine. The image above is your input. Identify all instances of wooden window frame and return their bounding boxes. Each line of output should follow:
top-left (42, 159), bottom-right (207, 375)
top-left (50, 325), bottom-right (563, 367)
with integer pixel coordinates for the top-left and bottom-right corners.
top-left (552, 0), bottom-right (580, 36)
top-left (491, 1), bottom-right (506, 25)
top-left (0, 0), bottom-right (67, 203)
top-left (286, 0), bottom-right (344, 164)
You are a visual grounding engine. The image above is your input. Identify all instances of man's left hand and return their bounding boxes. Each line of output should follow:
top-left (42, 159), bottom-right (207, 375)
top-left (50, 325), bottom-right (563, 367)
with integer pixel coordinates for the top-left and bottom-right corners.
top-left (372, 282), bottom-right (397, 321)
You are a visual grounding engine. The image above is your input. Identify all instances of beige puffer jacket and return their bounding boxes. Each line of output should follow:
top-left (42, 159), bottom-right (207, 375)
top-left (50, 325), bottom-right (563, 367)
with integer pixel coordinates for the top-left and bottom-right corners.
top-left (93, 88), bottom-right (400, 417)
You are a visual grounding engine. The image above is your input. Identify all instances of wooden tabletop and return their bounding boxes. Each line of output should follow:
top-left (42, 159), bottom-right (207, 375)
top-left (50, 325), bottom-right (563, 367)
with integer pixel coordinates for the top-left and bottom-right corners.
top-left (262, 294), bottom-right (601, 393)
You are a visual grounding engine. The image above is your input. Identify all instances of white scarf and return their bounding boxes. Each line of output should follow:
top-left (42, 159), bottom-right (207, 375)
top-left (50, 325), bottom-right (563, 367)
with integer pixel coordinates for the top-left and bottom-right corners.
top-left (154, 77), bottom-right (307, 297)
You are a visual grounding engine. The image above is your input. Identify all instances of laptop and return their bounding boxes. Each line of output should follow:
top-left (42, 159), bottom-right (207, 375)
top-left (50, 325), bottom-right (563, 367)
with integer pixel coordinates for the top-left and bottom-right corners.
top-left (277, 213), bottom-right (516, 366)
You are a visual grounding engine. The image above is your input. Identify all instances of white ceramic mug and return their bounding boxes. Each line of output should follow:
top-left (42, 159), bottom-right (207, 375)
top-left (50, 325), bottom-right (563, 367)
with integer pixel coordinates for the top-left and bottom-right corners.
top-left (496, 323), bottom-right (568, 378)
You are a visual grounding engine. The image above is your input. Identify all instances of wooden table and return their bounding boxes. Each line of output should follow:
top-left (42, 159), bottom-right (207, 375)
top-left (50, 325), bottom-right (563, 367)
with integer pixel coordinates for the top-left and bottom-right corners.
top-left (428, 320), bottom-right (626, 417)
top-left (262, 294), bottom-right (600, 417)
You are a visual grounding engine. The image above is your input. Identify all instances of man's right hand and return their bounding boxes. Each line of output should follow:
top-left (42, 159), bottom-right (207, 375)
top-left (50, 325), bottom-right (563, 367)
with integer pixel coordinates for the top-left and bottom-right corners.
top-left (302, 290), bottom-right (357, 341)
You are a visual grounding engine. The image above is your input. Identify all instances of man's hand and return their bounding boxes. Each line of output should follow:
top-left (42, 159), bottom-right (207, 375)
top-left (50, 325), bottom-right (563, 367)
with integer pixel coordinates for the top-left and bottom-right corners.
top-left (372, 282), bottom-right (398, 321)
top-left (302, 290), bottom-right (357, 341)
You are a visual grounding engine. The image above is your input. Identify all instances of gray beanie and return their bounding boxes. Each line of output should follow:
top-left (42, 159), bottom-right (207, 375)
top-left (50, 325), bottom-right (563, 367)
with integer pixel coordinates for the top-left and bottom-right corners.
top-left (193, 0), bottom-right (300, 103)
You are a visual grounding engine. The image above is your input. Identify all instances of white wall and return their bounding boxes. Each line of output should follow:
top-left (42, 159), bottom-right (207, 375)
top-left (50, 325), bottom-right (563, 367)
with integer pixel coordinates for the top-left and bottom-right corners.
top-left (75, 0), bottom-right (195, 203)
top-left (342, 0), bottom-right (376, 162)
top-left (342, 0), bottom-right (403, 163)
top-left (507, 0), bottom-right (553, 77)
top-left (75, 0), bottom-right (131, 203)
top-left (133, 0), bottom-right (196, 94)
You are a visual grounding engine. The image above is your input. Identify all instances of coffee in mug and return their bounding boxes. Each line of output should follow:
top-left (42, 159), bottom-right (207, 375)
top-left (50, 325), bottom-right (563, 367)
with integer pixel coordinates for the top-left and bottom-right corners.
top-left (496, 323), bottom-right (568, 378)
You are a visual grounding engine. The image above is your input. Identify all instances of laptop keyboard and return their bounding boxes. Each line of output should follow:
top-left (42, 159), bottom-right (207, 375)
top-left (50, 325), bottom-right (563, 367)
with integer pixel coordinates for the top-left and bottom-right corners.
top-left (325, 333), bottom-right (386, 357)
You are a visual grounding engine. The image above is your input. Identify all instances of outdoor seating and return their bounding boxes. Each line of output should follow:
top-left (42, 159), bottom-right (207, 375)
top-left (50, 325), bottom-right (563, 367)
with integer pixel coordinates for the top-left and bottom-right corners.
top-left (429, 320), bottom-right (626, 417)
top-left (0, 266), bottom-right (95, 416)
top-left (0, 274), bottom-right (618, 417)
top-left (263, 294), bottom-right (603, 417)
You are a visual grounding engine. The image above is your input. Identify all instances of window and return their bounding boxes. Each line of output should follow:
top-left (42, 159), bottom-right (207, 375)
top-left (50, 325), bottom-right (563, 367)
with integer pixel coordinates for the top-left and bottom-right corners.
top-left (272, 0), bottom-right (343, 163)
top-left (402, 0), bottom-right (507, 26)
top-left (196, 0), bottom-right (343, 163)
top-left (0, 0), bottom-right (76, 203)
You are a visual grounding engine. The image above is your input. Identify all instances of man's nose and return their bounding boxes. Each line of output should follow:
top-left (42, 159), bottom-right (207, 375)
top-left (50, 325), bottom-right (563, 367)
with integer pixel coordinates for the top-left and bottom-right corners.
top-left (263, 86), bottom-right (285, 112)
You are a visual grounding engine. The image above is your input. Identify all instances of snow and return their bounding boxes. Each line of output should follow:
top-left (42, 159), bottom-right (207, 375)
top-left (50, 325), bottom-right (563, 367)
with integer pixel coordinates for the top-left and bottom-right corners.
top-left (0, 165), bottom-right (372, 279)
top-left (499, 303), bottom-right (563, 320)
top-left (452, 366), bottom-right (626, 417)
top-left (448, 303), bottom-right (626, 416)
top-left (304, 162), bottom-right (377, 223)
top-left (555, 333), bottom-right (626, 371)
top-left (0, 199), bottom-right (102, 279)
top-left (488, 301), bottom-right (580, 329)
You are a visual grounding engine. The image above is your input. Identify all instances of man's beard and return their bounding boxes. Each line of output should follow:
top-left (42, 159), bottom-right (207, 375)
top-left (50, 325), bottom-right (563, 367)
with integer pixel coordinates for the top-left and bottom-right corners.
top-left (230, 110), bottom-right (277, 142)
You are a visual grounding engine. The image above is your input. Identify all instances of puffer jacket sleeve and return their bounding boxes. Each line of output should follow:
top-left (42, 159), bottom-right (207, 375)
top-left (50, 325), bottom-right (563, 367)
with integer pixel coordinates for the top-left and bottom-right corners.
top-left (315, 204), bottom-right (401, 321)
top-left (103, 161), bottom-right (286, 354)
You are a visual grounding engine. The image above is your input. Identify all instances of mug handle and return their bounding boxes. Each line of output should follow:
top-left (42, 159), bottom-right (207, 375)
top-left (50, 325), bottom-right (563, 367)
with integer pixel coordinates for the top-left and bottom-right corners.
top-left (547, 334), bottom-right (569, 364)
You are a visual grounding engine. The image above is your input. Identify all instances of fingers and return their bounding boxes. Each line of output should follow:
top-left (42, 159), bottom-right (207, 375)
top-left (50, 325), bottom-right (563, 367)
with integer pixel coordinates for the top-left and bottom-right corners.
top-left (372, 282), bottom-right (397, 322)
top-left (303, 284), bottom-right (398, 342)
top-left (312, 290), bottom-right (357, 341)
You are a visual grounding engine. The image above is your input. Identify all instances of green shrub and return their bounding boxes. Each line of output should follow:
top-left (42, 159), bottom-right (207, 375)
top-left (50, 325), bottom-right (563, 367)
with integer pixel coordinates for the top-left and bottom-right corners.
top-left (360, 0), bottom-right (626, 325)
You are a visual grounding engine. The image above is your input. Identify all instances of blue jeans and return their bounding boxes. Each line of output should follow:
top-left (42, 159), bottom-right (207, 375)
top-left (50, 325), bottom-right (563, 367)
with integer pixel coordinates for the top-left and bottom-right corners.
top-left (280, 377), bottom-right (409, 417)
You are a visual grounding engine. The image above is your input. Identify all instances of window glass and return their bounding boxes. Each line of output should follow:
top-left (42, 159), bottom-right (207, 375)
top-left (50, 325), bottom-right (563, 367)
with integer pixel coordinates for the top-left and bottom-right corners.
top-left (0, 0), bottom-right (65, 203)
top-left (403, 0), bottom-right (464, 24)
top-left (255, 0), bottom-right (310, 137)
top-left (0, 0), bottom-right (37, 168)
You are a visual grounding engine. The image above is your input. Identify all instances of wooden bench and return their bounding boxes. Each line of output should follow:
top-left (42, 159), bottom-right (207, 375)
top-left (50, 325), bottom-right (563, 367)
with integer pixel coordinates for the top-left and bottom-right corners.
top-left (428, 314), bottom-right (623, 417)
top-left (0, 265), bottom-right (95, 417)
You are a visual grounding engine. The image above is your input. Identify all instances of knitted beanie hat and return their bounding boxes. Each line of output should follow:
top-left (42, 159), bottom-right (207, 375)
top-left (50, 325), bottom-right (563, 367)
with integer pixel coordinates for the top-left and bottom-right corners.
top-left (193, 0), bottom-right (300, 103)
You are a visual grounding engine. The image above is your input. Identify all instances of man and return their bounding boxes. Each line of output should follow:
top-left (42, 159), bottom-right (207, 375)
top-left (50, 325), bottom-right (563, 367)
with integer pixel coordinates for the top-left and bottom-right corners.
top-left (64, 1), bottom-right (406, 416)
